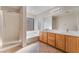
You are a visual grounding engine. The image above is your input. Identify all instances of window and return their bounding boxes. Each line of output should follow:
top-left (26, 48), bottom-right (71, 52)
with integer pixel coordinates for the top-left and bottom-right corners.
top-left (27, 18), bottom-right (34, 31)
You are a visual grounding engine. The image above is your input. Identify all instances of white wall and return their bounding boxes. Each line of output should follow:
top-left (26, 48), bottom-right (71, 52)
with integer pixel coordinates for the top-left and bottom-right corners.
top-left (76, 13), bottom-right (79, 31)
top-left (34, 15), bottom-right (52, 30)
top-left (43, 16), bottom-right (52, 29)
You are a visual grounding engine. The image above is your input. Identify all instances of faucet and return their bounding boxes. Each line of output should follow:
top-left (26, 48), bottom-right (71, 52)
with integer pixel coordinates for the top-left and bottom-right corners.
top-left (66, 28), bottom-right (69, 32)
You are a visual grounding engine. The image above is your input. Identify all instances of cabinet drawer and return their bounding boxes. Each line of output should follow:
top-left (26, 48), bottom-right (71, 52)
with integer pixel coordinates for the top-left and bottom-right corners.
top-left (48, 36), bottom-right (55, 40)
top-left (56, 34), bottom-right (65, 39)
top-left (48, 33), bottom-right (55, 37)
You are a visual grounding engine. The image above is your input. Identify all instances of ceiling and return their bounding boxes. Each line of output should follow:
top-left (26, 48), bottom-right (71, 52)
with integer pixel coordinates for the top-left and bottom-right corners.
top-left (27, 6), bottom-right (79, 16)
top-left (27, 6), bottom-right (55, 15)
top-left (51, 6), bottom-right (79, 16)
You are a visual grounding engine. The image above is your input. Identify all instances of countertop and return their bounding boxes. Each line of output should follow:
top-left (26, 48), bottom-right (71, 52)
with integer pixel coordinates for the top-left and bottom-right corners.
top-left (40, 30), bottom-right (79, 37)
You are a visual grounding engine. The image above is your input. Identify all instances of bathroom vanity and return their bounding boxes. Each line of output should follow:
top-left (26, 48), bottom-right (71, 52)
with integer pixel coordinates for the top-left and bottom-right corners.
top-left (39, 31), bottom-right (79, 53)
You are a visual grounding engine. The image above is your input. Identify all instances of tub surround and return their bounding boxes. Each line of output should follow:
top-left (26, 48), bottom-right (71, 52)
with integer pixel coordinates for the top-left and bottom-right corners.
top-left (26, 31), bottom-right (39, 45)
top-left (26, 31), bottom-right (39, 39)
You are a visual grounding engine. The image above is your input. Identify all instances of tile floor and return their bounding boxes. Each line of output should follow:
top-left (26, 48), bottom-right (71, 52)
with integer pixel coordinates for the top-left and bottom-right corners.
top-left (17, 41), bottom-right (63, 53)
top-left (0, 45), bottom-right (22, 53)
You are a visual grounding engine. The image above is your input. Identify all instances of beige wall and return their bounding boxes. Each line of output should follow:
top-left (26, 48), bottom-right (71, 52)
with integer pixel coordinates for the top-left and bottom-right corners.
top-left (3, 11), bottom-right (20, 47)
top-left (0, 7), bottom-right (27, 48)
top-left (0, 10), bottom-right (3, 48)
top-left (0, 10), bottom-right (20, 48)
top-left (2, 7), bottom-right (27, 48)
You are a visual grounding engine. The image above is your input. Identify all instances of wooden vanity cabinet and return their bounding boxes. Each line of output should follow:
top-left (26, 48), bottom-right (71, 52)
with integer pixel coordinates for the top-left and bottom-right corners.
top-left (56, 34), bottom-right (65, 51)
top-left (39, 32), bottom-right (48, 43)
top-left (39, 32), bottom-right (79, 53)
top-left (48, 33), bottom-right (56, 46)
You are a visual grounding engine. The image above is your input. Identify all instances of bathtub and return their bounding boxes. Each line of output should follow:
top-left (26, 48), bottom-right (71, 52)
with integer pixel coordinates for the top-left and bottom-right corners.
top-left (26, 31), bottom-right (39, 45)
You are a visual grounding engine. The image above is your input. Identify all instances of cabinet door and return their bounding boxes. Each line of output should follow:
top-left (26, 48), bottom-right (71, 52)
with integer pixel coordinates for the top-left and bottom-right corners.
top-left (39, 32), bottom-right (48, 43)
top-left (43, 32), bottom-right (48, 43)
top-left (39, 32), bottom-right (43, 41)
top-left (65, 36), bottom-right (71, 52)
top-left (48, 33), bottom-right (56, 46)
top-left (66, 36), bottom-right (77, 53)
top-left (56, 34), bottom-right (65, 50)
top-left (76, 37), bottom-right (79, 52)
